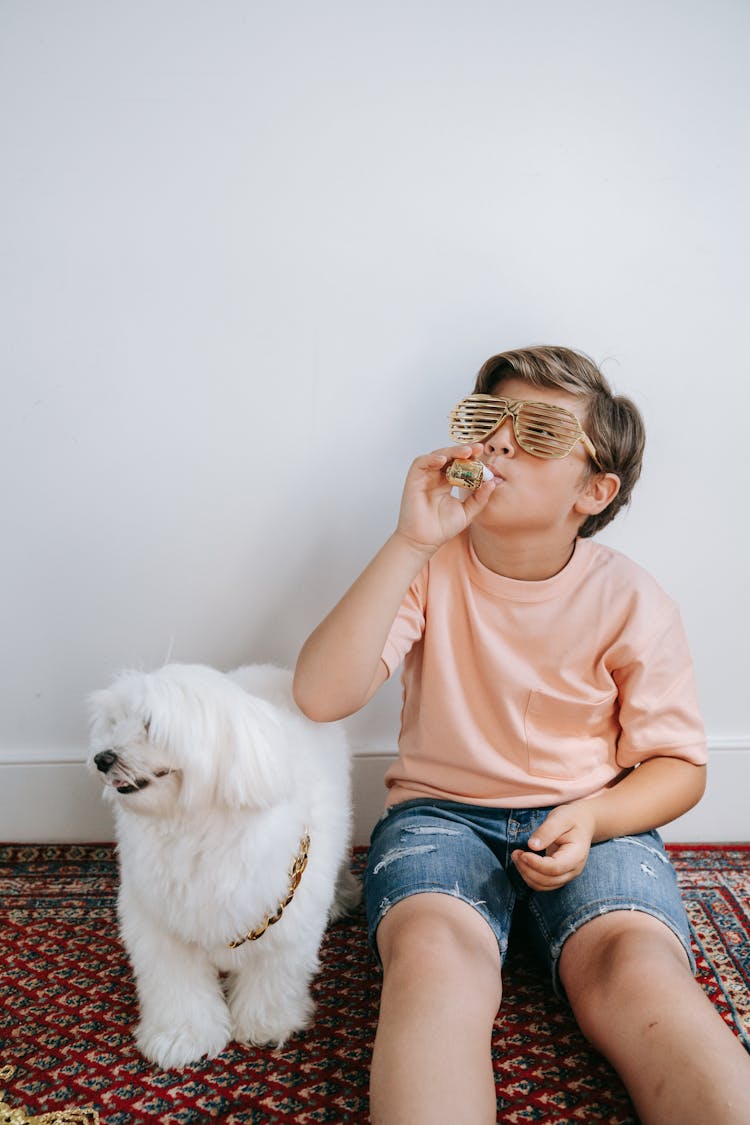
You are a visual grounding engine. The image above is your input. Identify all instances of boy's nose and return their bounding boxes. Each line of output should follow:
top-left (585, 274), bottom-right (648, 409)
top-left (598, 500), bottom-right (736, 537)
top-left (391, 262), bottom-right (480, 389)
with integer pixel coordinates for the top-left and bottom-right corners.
top-left (485, 415), bottom-right (516, 456)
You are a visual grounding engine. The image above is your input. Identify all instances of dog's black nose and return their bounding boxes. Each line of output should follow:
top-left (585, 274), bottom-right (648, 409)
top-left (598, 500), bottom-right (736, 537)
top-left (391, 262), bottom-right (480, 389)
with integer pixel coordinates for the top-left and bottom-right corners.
top-left (94, 749), bottom-right (118, 774)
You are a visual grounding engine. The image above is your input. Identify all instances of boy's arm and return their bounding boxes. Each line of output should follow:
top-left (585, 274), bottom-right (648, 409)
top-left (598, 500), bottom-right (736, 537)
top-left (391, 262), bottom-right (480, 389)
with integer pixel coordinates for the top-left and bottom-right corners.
top-left (577, 755), bottom-right (706, 843)
top-left (513, 756), bottom-right (706, 891)
top-left (293, 444), bottom-right (495, 722)
top-left (293, 530), bottom-right (432, 721)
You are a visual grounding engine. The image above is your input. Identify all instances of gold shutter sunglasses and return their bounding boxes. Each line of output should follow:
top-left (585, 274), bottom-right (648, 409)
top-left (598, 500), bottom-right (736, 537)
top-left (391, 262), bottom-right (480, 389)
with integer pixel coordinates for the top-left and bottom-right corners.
top-left (449, 394), bottom-right (600, 467)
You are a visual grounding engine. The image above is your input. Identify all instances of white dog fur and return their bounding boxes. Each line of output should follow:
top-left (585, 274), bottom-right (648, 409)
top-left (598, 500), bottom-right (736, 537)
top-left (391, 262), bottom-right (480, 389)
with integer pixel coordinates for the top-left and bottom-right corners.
top-left (87, 662), bottom-right (359, 1070)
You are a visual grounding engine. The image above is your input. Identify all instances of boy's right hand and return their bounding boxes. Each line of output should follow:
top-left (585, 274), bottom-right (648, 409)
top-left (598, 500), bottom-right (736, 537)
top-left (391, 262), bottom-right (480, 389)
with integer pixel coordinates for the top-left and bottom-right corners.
top-left (395, 444), bottom-right (496, 554)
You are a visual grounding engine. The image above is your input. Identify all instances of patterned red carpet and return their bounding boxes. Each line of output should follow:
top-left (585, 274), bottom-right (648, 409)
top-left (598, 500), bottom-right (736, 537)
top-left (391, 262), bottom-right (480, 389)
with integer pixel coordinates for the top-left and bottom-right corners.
top-left (1, 844), bottom-right (748, 1124)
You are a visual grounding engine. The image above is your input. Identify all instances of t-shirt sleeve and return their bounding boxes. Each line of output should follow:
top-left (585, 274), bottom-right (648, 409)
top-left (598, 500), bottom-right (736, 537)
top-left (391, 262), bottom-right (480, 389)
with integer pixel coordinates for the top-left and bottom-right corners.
top-left (613, 604), bottom-right (707, 768)
top-left (380, 566), bottom-right (428, 679)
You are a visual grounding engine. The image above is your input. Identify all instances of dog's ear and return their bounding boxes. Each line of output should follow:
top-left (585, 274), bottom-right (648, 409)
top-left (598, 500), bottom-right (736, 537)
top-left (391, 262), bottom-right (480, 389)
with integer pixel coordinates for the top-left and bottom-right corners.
top-left (87, 669), bottom-right (152, 742)
top-left (86, 688), bottom-right (121, 745)
top-left (214, 695), bottom-right (293, 810)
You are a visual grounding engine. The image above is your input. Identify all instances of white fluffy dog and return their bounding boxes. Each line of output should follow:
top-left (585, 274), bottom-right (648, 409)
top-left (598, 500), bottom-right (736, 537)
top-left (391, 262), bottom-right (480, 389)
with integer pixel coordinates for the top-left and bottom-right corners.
top-left (87, 662), bottom-right (359, 1070)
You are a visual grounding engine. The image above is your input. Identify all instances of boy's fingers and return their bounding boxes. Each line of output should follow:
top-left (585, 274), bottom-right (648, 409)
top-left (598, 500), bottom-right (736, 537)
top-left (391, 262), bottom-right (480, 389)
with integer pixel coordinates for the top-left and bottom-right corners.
top-left (432, 443), bottom-right (487, 466)
top-left (514, 847), bottom-right (577, 878)
top-left (526, 873), bottom-right (572, 891)
top-left (413, 452), bottom-right (449, 472)
top-left (527, 811), bottom-right (574, 852)
top-left (460, 478), bottom-right (496, 517)
top-left (413, 445), bottom-right (480, 476)
top-left (428, 444), bottom-right (475, 462)
top-left (515, 850), bottom-right (558, 874)
top-left (515, 869), bottom-right (580, 892)
top-left (512, 851), bottom-right (569, 890)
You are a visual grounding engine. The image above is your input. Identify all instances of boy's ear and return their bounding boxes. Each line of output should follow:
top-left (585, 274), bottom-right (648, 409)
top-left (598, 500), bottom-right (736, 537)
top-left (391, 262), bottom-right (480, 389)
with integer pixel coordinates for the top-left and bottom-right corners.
top-left (574, 472), bottom-right (621, 517)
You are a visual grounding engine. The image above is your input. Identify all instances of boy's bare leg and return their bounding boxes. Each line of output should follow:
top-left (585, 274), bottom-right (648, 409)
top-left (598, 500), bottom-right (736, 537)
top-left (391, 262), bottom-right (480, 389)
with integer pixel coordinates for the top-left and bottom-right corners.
top-left (560, 911), bottom-right (750, 1125)
top-left (370, 893), bottom-right (503, 1125)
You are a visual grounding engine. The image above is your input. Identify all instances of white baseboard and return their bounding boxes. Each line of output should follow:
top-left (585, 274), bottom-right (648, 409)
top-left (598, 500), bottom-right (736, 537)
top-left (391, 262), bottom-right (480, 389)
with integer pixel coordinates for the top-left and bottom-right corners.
top-left (0, 743), bottom-right (747, 847)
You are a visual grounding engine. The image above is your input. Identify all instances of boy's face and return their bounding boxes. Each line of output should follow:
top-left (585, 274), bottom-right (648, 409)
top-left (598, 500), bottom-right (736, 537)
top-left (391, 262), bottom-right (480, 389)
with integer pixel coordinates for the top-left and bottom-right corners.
top-left (470, 376), bottom-right (601, 537)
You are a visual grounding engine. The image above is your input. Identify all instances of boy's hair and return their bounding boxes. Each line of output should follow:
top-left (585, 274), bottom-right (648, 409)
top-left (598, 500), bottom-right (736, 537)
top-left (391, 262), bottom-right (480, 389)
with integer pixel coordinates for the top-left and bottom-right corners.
top-left (473, 345), bottom-right (645, 537)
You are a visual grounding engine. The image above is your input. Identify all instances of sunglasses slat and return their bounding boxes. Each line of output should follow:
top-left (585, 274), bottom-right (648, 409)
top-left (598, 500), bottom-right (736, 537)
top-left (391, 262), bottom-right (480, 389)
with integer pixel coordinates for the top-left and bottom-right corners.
top-left (519, 427), bottom-right (579, 453)
top-left (520, 438), bottom-right (571, 457)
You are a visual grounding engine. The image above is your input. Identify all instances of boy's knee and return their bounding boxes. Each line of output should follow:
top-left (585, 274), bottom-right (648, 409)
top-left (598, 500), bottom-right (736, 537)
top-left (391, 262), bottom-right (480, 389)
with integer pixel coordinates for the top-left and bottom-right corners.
top-left (377, 892), bottom-right (502, 985)
top-left (561, 912), bottom-right (691, 1034)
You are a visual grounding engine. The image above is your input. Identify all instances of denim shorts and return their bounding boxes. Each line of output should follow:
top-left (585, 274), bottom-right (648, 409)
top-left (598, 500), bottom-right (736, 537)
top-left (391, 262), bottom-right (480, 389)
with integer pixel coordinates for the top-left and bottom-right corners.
top-left (364, 799), bottom-right (695, 998)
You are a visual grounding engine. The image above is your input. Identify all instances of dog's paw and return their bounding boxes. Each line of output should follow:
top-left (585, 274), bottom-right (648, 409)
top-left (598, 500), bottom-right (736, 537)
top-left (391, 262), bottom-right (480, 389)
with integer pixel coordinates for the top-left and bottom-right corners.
top-left (232, 1014), bottom-right (309, 1049)
top-left (229, 994), bottom-right (310, 1044)
top-left (137, 1019), bottom-right (230, 1069)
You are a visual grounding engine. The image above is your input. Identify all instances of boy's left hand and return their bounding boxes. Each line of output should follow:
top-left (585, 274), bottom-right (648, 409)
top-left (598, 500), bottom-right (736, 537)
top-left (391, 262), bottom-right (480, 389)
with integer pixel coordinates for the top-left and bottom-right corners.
top-left (511, 802), bottom-right (596, 891)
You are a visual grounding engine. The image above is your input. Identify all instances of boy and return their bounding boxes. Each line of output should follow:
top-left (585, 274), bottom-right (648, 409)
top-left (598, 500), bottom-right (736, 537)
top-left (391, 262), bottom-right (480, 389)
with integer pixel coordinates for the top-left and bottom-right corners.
top-left (293, 346), bottom-right (750, 1124)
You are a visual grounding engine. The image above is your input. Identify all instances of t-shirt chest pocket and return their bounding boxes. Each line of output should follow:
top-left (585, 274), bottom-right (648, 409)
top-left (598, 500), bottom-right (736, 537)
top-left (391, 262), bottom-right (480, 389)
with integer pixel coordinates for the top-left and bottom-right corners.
top-left (524, 690), bottom-right (617, 780)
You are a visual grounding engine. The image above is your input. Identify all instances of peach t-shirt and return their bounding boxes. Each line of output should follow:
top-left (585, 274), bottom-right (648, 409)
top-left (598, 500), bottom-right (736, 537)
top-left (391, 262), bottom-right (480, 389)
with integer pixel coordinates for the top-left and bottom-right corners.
top-left (381, 532), bottom-right (707, 808)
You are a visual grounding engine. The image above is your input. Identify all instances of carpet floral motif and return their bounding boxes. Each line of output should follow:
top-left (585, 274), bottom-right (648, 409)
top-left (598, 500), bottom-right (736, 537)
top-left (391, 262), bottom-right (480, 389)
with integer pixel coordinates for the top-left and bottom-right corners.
top-left (0, 844), bottom-right (747, 1124)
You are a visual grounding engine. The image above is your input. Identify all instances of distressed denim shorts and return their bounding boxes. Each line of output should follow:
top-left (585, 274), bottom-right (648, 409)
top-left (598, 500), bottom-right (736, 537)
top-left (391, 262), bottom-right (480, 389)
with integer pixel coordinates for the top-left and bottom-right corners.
top-left (364, 798), bottom-right (695, 998)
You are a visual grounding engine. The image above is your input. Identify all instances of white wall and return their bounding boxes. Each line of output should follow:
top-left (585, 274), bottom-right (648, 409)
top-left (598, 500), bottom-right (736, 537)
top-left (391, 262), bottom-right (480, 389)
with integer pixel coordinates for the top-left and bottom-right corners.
top-left (1, 1), bottom-right (748, 840)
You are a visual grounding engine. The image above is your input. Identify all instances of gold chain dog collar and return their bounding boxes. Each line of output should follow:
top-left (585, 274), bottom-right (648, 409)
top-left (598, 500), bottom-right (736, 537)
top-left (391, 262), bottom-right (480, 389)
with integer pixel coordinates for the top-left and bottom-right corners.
top-left (228, 830), bottom-right (311, 949)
